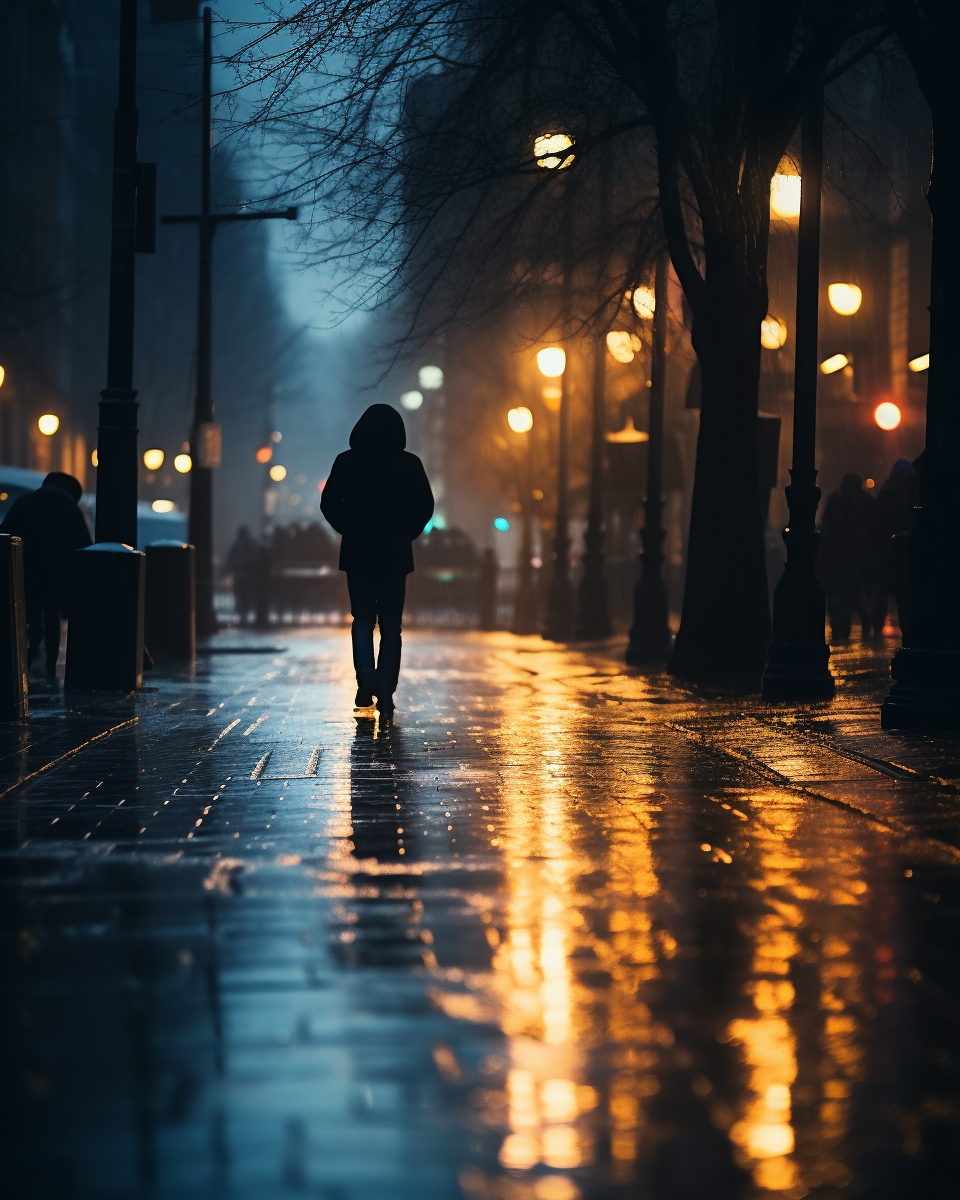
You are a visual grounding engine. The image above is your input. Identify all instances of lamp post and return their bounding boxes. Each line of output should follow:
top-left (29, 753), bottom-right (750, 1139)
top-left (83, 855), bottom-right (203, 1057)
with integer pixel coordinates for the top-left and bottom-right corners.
top-left (538, 348), bottom-right (573, 641)
top-left (96, 0), bottom-right (144, 547)
top-left (761, 18), bottom-right (835, 701)
top-left (626, 254), bottom-right (673, 663)
top-left (507, 406), bottom-right (536, 634)
top-left (575, 334), bottom-right (612, 639)
top-left (162, 7), bottom-right (296, 636)
top-left (533, 129), bottom-right (575, 643)
top-left (66, 0), bottom-right (156, 693)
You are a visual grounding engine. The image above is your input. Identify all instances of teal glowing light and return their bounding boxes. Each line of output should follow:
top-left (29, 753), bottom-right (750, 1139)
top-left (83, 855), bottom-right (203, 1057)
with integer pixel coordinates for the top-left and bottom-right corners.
top-left (494, 517), bottom-right (510, 532)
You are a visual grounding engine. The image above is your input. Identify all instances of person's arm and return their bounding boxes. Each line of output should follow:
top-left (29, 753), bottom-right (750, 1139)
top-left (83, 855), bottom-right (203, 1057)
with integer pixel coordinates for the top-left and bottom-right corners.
top-left (406, 457), bottom-right (434, 541)
top-left (319, 455), bottom-right (349, 535)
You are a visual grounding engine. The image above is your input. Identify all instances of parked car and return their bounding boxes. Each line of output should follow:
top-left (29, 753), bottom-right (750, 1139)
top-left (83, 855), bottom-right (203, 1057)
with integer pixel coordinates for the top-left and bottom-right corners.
top-left (0, 464), bottom-right (188, 547)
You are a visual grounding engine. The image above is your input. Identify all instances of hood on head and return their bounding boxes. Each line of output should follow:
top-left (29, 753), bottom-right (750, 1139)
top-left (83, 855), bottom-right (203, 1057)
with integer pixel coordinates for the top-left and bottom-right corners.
top-left (349, 404), bottom-right (406, 451)
top-left (890, 457), bottom-right (916, 478)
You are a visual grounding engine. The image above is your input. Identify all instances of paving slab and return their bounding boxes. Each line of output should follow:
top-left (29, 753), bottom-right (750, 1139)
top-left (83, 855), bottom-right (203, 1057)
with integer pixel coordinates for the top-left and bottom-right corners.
top-left (1, 630), bottom-right (958, 1200)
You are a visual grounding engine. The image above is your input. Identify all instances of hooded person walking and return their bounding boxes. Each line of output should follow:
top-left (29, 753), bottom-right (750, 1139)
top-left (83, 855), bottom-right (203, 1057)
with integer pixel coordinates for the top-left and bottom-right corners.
top-left (320, 404), bottom-right (434, 715)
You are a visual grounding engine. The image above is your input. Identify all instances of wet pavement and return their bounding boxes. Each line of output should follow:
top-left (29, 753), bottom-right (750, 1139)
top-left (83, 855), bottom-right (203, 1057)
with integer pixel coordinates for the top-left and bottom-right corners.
top-left (2, 631), bottom-right (959, 1200)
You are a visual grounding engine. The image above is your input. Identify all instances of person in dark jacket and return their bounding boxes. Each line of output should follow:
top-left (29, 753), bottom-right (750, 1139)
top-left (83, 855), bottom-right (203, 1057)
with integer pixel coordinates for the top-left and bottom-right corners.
top-left (874, 457), bottom-right (920, 638)
top-left (819, 472), bottom-right (879, 640)
top-left (320, 404), bottom-right (433, 714)
top-left (0, 472), bottom-right (92, 680)
top-left (226, 525), bottom-right (259, 625)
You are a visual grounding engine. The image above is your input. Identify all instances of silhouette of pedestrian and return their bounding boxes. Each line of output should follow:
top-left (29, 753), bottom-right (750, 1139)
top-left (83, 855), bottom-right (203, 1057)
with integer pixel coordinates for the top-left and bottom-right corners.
top-left (0, 472), bottom-right (92, 681)
top-left (320, 405), bottom-right (433, 715)
top-left (875, 457), bottom-right (920, 638)
top-left (820, 473), bottom-right (878, 640)
top-left (226, 525), bottom-right (259, 626)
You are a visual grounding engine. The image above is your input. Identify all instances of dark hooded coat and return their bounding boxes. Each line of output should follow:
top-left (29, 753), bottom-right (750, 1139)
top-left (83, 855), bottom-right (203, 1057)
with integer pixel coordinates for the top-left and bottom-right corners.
top-left (320, 405), bottom-right (434, 575)
top-left (0, 479), bottom-right (92, 609)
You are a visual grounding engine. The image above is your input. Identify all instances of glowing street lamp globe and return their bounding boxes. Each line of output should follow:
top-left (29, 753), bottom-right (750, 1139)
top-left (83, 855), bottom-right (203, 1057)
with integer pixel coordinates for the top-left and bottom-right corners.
top-left (152, 499), bottom-right (175, 513)
top-left (400, 390), bottom-right (423, 410)
top-left (507, 406), bottom-right (533, 433)
top-left (874, 401), bottom-right (902, 431)
top-left (606, 330), bottom-right (642, 363)
top-left (770, 171), bottom-right (801, 220)
top-left (174, 453), bottom-right (192, 473)
top-left (820, 353), bottom-right (849, 376)
top-left (828, 283), bottom-right (862, 315)
top-left (760, 315), bottom-right (788, 349)
top-left (534, 132), bottom-right (575, 170)
top-left (269, 463), bottom-right (287, 482)
top-left (537, 347), bottom-right (566, 377)
top-left (631, 286), bottom-right (656, 320)
top-left (38, 414), bottom-right (60, 436)
top-left (418, 365), bottom-right (443, 389)
top-left (143, 448), bottom-right (165, 471)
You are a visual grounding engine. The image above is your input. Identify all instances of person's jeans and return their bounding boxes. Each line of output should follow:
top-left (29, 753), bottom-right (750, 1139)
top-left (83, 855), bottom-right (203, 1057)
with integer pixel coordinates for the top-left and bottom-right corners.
top-left (26, 601), bottom-right (62, 680)
top-left (347, 571), bottom-right (406, 695)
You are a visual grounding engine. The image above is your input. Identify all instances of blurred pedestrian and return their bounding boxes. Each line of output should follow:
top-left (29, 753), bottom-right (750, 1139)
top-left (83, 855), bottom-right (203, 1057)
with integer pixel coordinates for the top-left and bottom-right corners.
top-left (226, 525), bottom-right (259, 625)
top-left (819, 473), bottom-right (879, 640)
top-left (0, 472), bottom-right (91, 681)
top-left (874, 458), bottom-right (920, 639)
top-left (321, 404), bottom-right (433, 715)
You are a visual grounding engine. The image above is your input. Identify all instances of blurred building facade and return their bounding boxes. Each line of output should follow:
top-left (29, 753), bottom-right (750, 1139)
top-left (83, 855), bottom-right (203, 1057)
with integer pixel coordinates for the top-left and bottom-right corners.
top-left (0, 0), bottom-right (295, 553)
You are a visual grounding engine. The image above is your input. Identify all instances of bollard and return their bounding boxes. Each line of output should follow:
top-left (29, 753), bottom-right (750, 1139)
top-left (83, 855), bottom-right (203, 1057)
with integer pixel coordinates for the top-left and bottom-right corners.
top-left (0, 534), bottom-right (29, 719)
top-left (145, 541), bottom-right (195, 661)
top-left (65, 543), bottom-right (145, 693)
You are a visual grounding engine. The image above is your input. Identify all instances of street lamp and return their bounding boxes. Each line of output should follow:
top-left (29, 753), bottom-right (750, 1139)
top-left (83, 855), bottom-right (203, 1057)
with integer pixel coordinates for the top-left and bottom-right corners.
top-left (827, 283), bottom-right (862, 315)
top-left (536, 347), bottom-right (565, 377)
top-left (143, 448), bottom-right (165, 471)
top-left (419, 365), bottom-right (443, 390)
top-left (874, 401), bottom-right (902, 430)
top-left (606, 331), bottom-right (642, 363)
top-left (269, 464), bottom-right (287, 482)
top-left (38, 414), bottom-right (60, 436)
top-left (534, 132), bottom-right (575, 170)
top-left (761, 315), bottom-right (788, 349)
top-left (770, 167), bottom-right (802, 220)
top-left (507, 406), bottom-right (533, 433)
top-left (174, 453), bottom-right (192, 473)
top-left (762, 23), bottom-right (834, 700)
top-left (632, 286), bottom-right (656, 320)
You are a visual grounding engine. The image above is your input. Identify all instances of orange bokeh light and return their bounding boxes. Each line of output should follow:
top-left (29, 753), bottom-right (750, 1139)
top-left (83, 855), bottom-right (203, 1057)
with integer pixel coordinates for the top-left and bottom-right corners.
top-left (874, 401), bottom-right (902, 431)
top-left (255, 445), bottom-right (273, 463)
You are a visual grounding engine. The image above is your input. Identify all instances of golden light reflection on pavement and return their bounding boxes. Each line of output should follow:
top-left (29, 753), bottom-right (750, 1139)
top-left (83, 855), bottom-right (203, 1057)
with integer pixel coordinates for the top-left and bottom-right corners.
top-left (445, 638), bottom-right (958, 1200)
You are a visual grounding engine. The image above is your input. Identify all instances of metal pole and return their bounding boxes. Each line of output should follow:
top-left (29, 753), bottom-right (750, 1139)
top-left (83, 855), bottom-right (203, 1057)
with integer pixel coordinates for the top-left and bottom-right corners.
top-left (190, 5), bottom-right (217, 635)
top-left (512, 433), bottom-right (535, 634)
top-left (626, 253), bottom-right (672, 662)
top-left (575, 333), bottom-right (611, 638)
top-left (542, 186), bottom-right (574, 642)
top-left (762, 16), bottom-right (834, 700)
top-left (95, 0), bottom-right (139, 547)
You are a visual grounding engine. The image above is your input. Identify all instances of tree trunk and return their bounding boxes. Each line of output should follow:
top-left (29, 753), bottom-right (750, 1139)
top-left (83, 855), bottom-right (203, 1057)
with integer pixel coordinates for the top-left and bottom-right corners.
top-left (668, 264), bottom-right (770, 686)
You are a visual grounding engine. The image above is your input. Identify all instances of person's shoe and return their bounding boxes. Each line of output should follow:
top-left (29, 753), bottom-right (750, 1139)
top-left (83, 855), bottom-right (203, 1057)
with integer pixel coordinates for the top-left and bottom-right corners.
top-left (354, 688), bottom-right (375, 709)
top-left (376, 694), bottom-right (395, 718)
